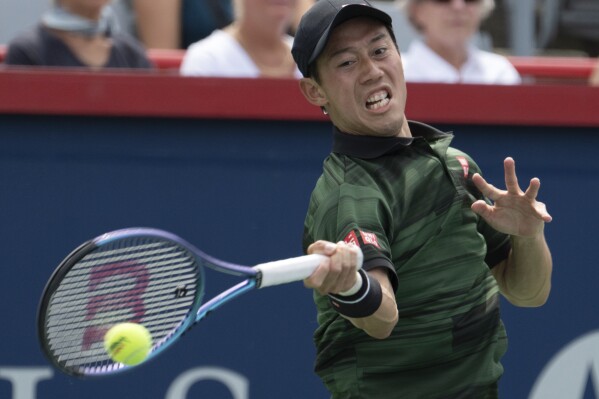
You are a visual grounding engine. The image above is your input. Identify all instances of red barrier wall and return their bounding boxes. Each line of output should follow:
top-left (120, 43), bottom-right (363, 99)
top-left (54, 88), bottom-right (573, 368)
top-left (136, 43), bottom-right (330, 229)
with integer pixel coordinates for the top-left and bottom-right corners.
top-left (0, 68), bottom-right (597, 127)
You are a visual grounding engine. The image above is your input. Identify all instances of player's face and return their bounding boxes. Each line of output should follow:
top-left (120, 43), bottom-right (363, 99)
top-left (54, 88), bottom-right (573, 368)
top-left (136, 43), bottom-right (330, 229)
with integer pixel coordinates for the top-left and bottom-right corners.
top-left (312, 18), bottom-right (408, 137)
top-left (412, 0), bottom-right (484, 49)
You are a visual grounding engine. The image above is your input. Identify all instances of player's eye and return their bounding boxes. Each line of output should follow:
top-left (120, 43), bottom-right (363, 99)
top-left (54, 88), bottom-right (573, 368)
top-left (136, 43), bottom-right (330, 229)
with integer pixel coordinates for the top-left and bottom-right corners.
top-left (374, 47), bottom-right (388, 57)
top-left (337, 59), bottom-right (355, 68)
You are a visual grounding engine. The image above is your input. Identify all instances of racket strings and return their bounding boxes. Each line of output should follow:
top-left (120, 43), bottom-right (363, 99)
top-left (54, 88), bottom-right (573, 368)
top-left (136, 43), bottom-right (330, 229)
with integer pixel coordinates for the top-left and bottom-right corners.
top-left (43, 237), bottom-right (202, 374)
top-left (48, 263), bottom-right (197, 308)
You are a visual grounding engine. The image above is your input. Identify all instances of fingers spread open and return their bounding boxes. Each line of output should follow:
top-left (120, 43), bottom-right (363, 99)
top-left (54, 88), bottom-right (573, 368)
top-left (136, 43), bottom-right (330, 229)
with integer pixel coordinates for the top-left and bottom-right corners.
top-left (524, 177), bottom-right (541, 200)
top-left (504, 157), bottom-right (522, 194)
top-left (473, 173), bottom-right (501, 201)
top-left (471, 199), bottom-right (492, 218)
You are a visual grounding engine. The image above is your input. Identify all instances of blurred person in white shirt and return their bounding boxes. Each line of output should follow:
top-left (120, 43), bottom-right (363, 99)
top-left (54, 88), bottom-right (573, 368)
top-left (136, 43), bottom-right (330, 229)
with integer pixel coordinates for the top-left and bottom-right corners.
top-left (180, 0), bottom-right (304, 78)
top-left (396, 0), bottom-right (521, 84)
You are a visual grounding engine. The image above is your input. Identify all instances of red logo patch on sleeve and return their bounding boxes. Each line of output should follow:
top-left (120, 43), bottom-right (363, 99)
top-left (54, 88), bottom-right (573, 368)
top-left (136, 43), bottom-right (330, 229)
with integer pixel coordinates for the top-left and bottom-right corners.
top-left (343, 230), bottom-right (381, 249)
top-left (344, 231), bottom-right (359, 246)
top-left (360, 231), bottom-right (381, 248)
top-left (456, 156), bottom-right (469, 178)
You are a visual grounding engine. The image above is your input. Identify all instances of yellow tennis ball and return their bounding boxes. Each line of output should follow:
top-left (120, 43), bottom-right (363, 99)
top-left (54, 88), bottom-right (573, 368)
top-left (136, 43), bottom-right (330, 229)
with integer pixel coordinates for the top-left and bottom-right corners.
top-left (104, 323), bottom-right (152, 366)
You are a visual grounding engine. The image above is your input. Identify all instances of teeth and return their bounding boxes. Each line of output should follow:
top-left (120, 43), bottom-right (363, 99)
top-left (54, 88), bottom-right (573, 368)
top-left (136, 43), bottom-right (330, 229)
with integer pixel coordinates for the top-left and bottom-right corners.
top-left (367, 97), bottom-right (390, 110)
top-left (367, 91), bottom-right (389, 104)
top-left (366, 91), bottom-right (390, 110)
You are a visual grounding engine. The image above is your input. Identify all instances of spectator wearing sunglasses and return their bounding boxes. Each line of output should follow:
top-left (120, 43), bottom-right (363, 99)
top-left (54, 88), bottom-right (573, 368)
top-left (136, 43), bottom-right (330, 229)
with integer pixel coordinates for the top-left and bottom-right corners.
top-left (397, 0), bottom-right (521, 84)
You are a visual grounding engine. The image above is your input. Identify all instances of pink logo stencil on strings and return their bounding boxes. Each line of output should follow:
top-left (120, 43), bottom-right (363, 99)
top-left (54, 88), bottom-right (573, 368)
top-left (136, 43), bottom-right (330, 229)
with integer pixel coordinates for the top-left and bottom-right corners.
top-left (345, 230), bottom-right (381, 248)
top-left (456, 156), bottom-right (469, 178)
top-left (81, 261), bottom-right (149, 350)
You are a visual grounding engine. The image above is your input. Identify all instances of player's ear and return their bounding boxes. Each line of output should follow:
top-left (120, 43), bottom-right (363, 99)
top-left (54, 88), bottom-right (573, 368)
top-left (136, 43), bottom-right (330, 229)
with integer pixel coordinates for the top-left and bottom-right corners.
top-left (299, 77), bottom-right (328, 108)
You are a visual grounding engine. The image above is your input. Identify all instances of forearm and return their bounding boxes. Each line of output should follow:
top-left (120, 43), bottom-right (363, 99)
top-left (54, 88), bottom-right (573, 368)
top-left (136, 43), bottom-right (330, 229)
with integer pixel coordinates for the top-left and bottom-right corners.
top-left (345, 269), bottom-right (398, 339)
top-left (495, 231), bottom-right (552, 307)
top-left (305, 241), bottom-right (399, 338)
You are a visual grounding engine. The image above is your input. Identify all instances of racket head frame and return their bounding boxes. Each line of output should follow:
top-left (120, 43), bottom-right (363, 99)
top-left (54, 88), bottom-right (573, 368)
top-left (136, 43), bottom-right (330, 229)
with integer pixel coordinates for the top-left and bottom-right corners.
top-left (37, 228), bottom-right (211, 377)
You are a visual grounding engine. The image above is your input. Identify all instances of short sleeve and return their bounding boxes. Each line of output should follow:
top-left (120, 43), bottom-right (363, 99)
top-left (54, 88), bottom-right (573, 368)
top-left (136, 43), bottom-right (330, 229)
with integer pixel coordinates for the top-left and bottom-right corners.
top-left (303, 181), bottom-right (399, 292)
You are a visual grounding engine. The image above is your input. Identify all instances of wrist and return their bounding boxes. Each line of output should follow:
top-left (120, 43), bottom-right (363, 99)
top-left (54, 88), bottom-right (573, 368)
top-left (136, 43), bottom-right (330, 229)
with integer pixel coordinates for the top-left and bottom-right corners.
top-left (511, 230), bottom-right (545, 245)
top-left (328, 269), bottom-right (382, 318)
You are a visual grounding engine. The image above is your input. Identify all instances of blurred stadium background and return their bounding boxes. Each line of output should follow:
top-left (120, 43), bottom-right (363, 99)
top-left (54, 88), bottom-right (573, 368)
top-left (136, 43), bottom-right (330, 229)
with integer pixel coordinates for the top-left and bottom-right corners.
top-left (1, 0), bottom-right (598, 57)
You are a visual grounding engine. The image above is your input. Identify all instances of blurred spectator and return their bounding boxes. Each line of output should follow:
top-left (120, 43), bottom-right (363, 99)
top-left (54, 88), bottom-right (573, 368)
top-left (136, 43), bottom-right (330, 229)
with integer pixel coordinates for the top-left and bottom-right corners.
top-left (290, 0), bottom-right (315, 35)
top-left (111, 0), bottom-right (233, 50)
top-left (591, 59), bottom-right (599, 86)
top-left (181, 0), bottom-right (233, 50)
top-left (180, 0), bottom-right (301, 78)
top-left (111, 0), bottom-right (312, 50)
top-left (5, 0), bottom-right (152, 69)
top-left (397, 0), bottom-right (521, 84)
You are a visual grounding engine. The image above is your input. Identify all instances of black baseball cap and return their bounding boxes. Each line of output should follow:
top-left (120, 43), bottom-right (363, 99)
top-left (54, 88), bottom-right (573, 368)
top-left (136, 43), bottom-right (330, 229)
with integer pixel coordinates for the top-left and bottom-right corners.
top-left (291, 0), bottom-right (394, 77)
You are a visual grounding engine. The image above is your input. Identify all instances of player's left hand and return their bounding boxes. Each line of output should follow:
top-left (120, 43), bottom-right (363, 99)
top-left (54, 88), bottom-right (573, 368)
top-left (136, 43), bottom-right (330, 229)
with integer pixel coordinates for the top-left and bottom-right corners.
top-left (471, 157), bottom-right (552, 238)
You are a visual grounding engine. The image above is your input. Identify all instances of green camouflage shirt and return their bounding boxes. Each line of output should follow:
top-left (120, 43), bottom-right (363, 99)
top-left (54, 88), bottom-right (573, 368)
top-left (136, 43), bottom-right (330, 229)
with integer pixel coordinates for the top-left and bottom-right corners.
top-left (303, 121), bottom-right (511, 398)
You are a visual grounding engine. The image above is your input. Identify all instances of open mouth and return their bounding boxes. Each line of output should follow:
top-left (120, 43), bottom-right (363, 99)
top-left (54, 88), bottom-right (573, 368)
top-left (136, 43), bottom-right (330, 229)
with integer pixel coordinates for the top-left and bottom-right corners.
top-left (366, 90), bottom-right (391, 110)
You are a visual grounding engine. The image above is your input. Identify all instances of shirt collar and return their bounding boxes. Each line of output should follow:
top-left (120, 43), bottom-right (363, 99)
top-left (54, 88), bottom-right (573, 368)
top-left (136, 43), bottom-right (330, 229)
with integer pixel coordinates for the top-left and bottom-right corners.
top-left (332, 121), bottom-right (450, 159)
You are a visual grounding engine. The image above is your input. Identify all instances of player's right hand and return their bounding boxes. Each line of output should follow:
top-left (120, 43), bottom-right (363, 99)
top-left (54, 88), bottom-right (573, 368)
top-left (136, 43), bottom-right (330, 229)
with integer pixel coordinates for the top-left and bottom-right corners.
top-left (305, 240), bottom-right (361, 295)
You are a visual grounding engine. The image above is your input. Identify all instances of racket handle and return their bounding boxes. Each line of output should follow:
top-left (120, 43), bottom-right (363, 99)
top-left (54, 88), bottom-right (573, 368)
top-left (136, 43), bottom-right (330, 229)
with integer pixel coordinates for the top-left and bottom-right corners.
top-left (254, 250), bottom-right (363, 295)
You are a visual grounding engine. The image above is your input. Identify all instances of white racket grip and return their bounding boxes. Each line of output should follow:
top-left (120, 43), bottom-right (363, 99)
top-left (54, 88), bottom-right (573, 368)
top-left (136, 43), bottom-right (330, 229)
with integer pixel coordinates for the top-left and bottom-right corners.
top-left (254, 254), bottom-right (325, 288)
top-left (254, 249), bottom-right (363, 295)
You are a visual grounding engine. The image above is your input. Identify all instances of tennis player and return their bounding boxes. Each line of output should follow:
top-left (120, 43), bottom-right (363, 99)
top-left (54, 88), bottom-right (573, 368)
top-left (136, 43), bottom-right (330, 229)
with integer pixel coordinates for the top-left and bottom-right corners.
top-left (292, 1), bottom-right (553, 397)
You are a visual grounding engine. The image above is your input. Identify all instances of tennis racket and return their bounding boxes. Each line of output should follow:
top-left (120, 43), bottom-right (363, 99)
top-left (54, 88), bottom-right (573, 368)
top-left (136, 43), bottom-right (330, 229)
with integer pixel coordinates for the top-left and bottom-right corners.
top-left (37, 227), bottom-right (363, 377)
